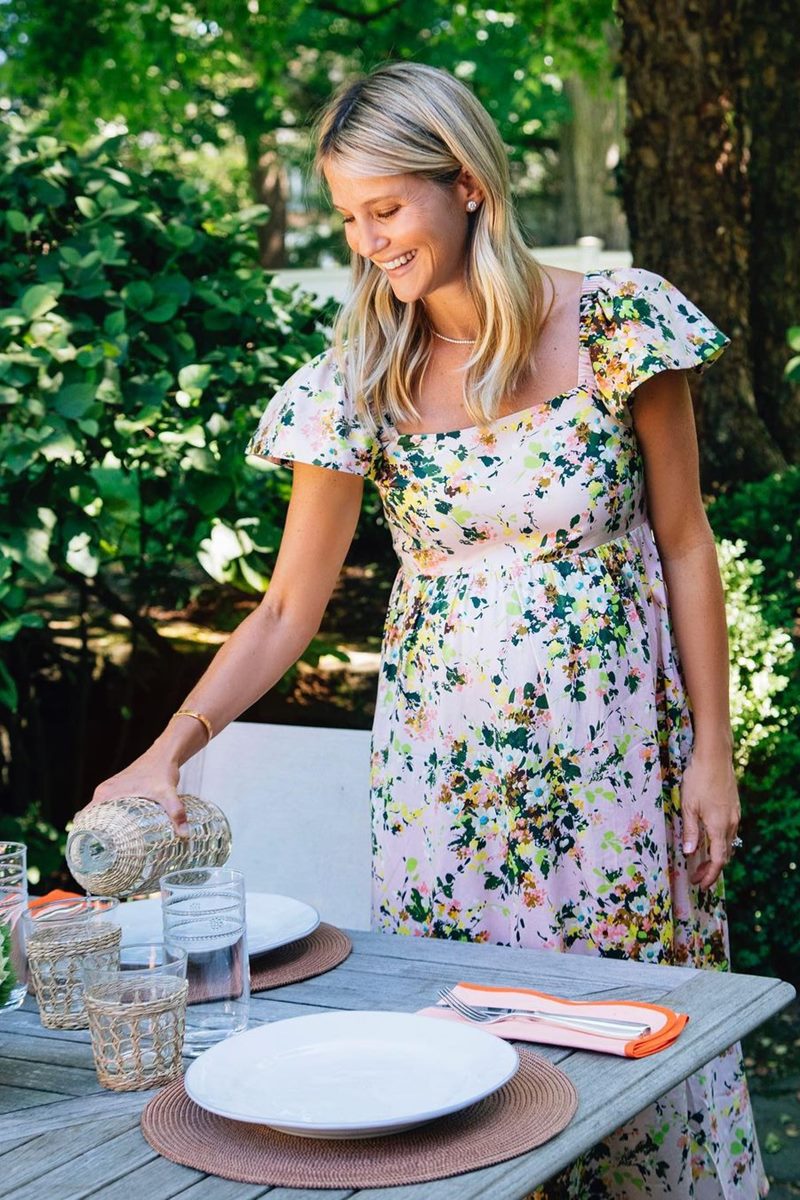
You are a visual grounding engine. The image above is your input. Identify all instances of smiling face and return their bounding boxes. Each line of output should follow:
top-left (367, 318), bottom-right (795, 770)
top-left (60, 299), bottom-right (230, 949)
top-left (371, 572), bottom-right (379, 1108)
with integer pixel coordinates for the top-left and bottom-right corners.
top-left (323, 162), bottom-right (481, 303)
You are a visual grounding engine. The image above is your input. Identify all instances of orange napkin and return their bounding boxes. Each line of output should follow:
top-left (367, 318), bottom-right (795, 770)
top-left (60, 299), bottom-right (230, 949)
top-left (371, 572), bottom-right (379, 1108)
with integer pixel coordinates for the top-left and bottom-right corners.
top-left (417, 980), bottom-right (688, 1058)
top-left (28, 889), bottom-right (83, 910)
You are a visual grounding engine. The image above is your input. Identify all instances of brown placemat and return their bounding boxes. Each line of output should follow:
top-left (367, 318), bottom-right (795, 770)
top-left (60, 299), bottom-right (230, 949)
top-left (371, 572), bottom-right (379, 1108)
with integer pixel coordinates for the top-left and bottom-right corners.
top-left (141, 1047), bottom-right (576, 1187)
top-left (250, 923), bottom-right (351, 992)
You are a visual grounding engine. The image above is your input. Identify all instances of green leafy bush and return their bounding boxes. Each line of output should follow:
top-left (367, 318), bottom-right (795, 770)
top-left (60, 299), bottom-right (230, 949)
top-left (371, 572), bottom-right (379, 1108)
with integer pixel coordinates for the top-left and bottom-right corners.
top-left (786, 324), bottom-right (800, 383)
top-left (0, 806), bottom-right (65, 888)
top-left (710, 470), bottom-right (800, 983)
top-left (717, 540), bottom-right (794, 775)
top-left (709, 468), bottom-right (799, 631)
top-left (0, 115), bottom-right (347, 842)
top-left (0, 114), bottom-right (332, 711)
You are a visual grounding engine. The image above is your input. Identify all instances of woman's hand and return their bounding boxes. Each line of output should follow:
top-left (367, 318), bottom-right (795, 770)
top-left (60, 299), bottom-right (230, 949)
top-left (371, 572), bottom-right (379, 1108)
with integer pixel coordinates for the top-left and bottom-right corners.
top-left (83, 749), bottom-right (189, 836)
top-left (680, 750), bottom-right (741, 890)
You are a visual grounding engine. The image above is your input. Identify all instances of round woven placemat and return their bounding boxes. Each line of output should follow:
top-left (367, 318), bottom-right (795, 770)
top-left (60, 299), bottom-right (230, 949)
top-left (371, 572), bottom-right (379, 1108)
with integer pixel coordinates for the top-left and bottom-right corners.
top-left (250, 923), bottom-right (351, 992)
top-left (141, 1047), bottom-right (576, 1187)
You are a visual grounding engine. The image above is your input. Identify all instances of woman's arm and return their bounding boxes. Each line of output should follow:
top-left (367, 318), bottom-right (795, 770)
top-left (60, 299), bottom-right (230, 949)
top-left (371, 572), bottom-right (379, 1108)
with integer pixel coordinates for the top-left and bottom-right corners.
top-left (87, 462), bottom-right (365, 833)
top-left (633, 369), bottom-right (740, 890)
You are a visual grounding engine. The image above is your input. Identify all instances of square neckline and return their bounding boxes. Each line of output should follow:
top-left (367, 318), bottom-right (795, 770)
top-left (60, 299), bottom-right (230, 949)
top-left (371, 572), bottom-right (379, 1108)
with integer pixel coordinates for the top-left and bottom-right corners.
top-left (384, 269), bottom-right (601, 442)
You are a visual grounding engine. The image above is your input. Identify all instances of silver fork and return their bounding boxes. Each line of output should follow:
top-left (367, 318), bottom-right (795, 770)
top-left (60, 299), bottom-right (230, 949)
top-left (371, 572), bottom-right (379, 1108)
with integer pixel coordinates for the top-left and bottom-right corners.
top-left (438, 987), bottom-right (651, 1040)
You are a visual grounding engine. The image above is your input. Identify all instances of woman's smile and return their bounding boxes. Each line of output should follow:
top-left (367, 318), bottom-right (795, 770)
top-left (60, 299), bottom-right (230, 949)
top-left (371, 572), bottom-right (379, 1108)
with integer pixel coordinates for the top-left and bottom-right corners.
top-left (377, 249), bottom-right (418, 274)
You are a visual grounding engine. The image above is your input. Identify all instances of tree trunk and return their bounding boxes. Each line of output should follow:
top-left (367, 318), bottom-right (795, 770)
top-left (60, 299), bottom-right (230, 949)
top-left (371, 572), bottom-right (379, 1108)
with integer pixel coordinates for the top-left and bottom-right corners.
top-left (742, 0), bottom-right (800, 460)
top-left (561, 71), bottom-right (628, 252)
top-left (251, 138), bottom-right (289, 269)
top-left (616, 0), bottom-right (786, 489)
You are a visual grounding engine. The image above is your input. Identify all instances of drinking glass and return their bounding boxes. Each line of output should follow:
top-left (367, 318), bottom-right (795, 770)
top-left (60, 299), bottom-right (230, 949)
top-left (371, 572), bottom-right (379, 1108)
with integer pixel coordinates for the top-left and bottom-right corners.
top-left (82, 943), bottom-right (188, 1090)
top-left (0, 842), bottom-right (27, 889)
top-left (25, 897), bottom-right (121, 1029)
top-left (0, 886), bottom-right (28, 1011)
top-left (27, 896), bottom-right (119, 928)
top-left (161, 867), bottom-right (249, 1055)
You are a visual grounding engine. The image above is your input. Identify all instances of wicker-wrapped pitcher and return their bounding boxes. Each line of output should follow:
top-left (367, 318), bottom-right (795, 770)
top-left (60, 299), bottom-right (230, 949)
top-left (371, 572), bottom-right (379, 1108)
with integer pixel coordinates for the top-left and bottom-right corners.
top-left (66, 795), bottom-right (231, 897)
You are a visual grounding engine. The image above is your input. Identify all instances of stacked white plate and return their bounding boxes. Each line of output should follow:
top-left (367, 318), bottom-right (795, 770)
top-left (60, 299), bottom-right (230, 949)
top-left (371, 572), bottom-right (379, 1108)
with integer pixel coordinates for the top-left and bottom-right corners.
top-left (114, 892), bottom-right (320, 955)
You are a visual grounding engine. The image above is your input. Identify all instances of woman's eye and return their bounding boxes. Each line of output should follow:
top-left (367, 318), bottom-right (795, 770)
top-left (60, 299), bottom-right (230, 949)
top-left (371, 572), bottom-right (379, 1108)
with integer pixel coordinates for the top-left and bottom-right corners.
top-left (340, 208), bottom-right (399, 225)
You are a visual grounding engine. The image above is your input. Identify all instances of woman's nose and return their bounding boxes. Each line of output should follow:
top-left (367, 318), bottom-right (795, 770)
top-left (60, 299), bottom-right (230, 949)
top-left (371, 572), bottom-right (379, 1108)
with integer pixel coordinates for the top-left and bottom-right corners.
top-left (352, 226), bottom-right (389, 261)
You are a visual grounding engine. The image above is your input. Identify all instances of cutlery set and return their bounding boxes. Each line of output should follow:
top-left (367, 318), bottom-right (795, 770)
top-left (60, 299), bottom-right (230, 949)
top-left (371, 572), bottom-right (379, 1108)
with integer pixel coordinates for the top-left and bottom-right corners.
top-left (437, 986), bottom-right (652, 1040)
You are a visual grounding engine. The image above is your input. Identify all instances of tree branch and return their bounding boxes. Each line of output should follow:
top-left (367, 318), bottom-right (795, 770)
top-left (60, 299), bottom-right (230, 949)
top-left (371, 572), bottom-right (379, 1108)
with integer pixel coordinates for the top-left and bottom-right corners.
top-left (57, 569), bottom-right (176, 657)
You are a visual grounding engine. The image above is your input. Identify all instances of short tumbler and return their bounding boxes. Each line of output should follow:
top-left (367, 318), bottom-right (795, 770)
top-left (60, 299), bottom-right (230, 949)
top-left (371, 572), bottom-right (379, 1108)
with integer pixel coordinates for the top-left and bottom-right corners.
top-left (83, 943), bottom-right (188, 1090)
top-left (25, 897), bottom-right (120, 1029)
top-left (161, 867), bottom-right (249, 1055)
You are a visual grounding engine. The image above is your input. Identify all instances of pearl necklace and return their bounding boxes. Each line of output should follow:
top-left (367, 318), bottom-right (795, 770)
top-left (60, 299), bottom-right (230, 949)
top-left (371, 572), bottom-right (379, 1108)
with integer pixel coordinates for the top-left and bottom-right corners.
top-left (431, 328), bottom-right (476, 345)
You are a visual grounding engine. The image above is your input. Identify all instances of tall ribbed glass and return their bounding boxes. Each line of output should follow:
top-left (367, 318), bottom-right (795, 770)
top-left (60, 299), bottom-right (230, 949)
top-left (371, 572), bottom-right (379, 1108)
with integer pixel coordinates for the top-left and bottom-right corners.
top-left (161, 866), bottom-right (249, 1055)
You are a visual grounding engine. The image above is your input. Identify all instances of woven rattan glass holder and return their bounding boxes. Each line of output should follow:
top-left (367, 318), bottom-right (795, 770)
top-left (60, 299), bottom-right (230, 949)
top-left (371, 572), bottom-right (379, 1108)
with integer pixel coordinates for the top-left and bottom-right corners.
top-left (27, 920), bottom-right (121, 1030)
top-left (86, 975), bottom-right (189, 1091)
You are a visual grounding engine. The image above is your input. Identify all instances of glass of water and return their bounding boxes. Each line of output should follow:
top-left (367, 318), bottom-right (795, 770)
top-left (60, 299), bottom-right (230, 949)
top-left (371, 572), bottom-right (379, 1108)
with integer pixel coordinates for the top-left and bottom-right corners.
top-left (0, 844), bottom-right (28, 1011)
top-left (0, 886), bottom-right (28, 1012)
top-left (160, 866), bottom-right (249, 1055)
top-left (0, 842), bottom-right (27, 889)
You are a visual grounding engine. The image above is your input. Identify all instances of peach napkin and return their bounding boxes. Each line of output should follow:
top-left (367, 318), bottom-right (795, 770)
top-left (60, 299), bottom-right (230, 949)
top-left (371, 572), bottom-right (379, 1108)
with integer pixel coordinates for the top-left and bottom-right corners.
top-left (418, 980), bottom-right (688, 1058)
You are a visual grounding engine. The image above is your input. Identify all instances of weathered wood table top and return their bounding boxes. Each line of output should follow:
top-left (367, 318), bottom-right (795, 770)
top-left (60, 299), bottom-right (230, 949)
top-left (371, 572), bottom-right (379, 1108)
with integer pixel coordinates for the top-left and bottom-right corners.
top-left (0, 930), bottom-right (794, 1200)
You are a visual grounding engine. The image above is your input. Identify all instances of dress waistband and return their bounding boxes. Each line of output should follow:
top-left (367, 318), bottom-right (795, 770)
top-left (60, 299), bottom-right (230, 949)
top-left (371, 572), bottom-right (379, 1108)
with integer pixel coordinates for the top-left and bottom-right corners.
top-left (399, 512), bottom-right (649, 578)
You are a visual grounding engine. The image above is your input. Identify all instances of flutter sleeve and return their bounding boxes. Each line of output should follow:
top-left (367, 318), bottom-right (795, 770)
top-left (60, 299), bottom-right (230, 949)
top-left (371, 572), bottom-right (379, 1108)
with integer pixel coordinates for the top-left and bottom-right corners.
top-left (586, 266), bottom-right (731, 421)
top-left (245, 346), bottom-right (379, 477)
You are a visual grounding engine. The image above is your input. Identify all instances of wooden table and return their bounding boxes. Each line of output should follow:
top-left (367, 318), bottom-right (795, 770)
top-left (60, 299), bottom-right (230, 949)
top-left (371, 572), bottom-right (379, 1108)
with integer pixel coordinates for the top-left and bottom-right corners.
top-left (0, 931), bottom-right (794, 1200)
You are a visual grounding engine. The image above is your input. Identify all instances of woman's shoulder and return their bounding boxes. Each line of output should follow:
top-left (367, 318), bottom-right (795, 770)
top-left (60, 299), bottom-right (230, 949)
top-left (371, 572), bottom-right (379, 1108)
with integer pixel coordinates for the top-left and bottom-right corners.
top-left (245, 342), bottom-right (378, 476)
top-left (540, 262), bottom-right (656, 301)
top-left (590, 263), bottom-right (660, 287)
top-left (582, 264), bottom-right (731, 416)
top-left (586, 263), bottom-right (715, 319)
top-left (540, 264), bottom-right (586, 311)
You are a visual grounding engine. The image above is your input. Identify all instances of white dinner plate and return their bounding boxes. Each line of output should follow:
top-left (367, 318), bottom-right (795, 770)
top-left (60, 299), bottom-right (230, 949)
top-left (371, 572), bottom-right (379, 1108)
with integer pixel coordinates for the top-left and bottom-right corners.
top-left (114, 892), bottom-right (320, 956)
top-left (184, 1009), bottom-right (519, 1138)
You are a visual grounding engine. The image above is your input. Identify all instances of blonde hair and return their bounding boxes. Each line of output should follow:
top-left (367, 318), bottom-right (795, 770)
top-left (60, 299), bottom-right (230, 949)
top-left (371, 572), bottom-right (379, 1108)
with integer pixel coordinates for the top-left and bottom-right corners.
top-left (310, 61), bottom-right (552, 432)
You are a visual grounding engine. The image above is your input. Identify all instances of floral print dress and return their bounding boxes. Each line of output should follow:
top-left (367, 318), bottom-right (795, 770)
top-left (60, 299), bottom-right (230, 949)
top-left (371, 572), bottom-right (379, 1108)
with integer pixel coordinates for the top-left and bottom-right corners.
top-left (246, 266), bottom-right (767, 1198)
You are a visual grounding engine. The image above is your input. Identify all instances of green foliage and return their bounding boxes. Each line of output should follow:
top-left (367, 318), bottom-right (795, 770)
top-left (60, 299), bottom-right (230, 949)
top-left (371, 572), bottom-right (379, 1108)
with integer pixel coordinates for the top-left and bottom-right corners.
top-left (0, 0), bottom-right (616, 266)
top-left (0, 115), bottom-right (331, 713)
top-left (717, 540), bottom-right (794, 774)
top-left (709, 470), bottom-right (800, 983)
top-left (786, 325), bottom-right (800, 383)
top-left (0, 806), bottom-right (66, 888)
top-left (1, 1), bottom-right (614, 155)
top-left (709, 468), bottom-right (799, 631)
top-left (0, 921), bottom-right (14, 1008)
top-left (0, 117), bottom-right (397, 862)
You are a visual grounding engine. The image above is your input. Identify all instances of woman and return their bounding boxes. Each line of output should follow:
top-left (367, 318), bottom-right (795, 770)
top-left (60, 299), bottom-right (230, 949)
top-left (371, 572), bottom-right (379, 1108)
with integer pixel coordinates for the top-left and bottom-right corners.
top-left (88, 62), bottom-right (766, 1196)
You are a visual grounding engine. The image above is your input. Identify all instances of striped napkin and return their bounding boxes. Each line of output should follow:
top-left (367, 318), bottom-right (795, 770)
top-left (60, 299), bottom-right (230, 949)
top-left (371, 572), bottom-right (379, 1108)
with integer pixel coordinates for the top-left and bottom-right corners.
top-left (418, 980), bottom-right (688, 1058)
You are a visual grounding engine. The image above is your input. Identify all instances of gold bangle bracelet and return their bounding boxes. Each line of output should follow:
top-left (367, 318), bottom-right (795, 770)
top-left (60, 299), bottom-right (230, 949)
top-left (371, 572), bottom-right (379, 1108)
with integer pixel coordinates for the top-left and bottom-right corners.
top-left (173, 709), bottom-right (213, 744)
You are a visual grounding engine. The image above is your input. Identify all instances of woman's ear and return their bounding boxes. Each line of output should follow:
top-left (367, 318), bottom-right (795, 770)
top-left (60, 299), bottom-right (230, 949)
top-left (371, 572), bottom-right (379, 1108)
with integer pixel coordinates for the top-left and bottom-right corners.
top-left (456, 168), bottom-right (484, 207)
